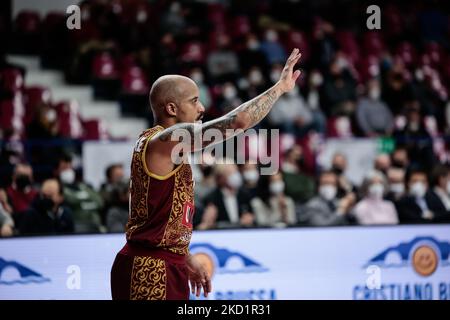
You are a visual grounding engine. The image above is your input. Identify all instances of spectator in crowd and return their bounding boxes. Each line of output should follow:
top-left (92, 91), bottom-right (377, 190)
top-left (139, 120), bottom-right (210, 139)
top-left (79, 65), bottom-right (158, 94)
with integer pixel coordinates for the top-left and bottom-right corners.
top-left (207, 33), bottom-right (240, 83)
top-left (396, 169), bottom-right (447, 223)
top-left (330, 152), bottom-right (355, 197)
top-left (356, 78), bottom-right (394, 137)
top-left (353, 170), bottom-right (399, 225)
top-left (0, 189), bottom-right (14, 237)
top-left (99, 163), bottom-right (125, 223)
top-left (382, 60), bottom-right (415, 115)
top-left (189, 68), bottom-right (212, 112)
top-left (251, 172), bottom-right (297, 227)
top-left (240, 162), bottom-right (260, 199)
top-left (393, 101), bottom-right (435, 171)
top-left (374, 153), bottom-right (391, 176)
top-left (322, 54), bottom-right (356, 116)
top-left (267, 85), bottom-right (315, 137)
top-left (386, 167), bottom-right (406, 203)
top-left (19, 179), bottom-right (74, 235)
top-left (106, 179), bottom-right (130, 233)
top-left (203, 162), bottom-right (254, 229)
top-left (55, 154), bottom-right (103, 233)
top-left (259, 29), bottom-right (287, 65)
top-left (281, 146), bottom-right (315, 204)
top-left (6, 163), bottom-right (38, 226)
top-left (428, 165), bottom-right (450, 222)
top-left (239, 33), bottom-right (269, 74)
top-left (302, 171), bottom-right (356, 226)
top-left (391, 146), bottom-right (410, 170)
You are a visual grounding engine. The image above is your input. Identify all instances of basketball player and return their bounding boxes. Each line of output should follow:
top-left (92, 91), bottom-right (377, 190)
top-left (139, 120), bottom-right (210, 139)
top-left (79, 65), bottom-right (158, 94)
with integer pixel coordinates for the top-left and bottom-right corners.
top-left (110, 49), bottom-right (302, 300)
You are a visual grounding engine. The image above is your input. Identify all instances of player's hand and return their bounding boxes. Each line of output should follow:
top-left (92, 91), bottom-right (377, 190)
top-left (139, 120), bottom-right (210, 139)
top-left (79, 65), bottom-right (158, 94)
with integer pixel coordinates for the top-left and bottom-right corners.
top-left (187, 254), bottom-right (212, 298)
top-left (277, 48), bottom-right (302, 93)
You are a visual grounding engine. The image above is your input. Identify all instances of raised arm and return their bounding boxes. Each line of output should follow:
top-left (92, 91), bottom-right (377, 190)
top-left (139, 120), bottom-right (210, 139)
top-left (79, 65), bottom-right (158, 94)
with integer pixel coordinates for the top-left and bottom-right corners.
top-left (154, 48), bottom-right (302, 152)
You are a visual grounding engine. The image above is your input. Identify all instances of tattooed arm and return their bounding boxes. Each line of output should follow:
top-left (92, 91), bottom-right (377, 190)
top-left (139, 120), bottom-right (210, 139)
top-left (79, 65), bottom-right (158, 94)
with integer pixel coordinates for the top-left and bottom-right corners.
top-left (154, 48), bottom-right (302, 152)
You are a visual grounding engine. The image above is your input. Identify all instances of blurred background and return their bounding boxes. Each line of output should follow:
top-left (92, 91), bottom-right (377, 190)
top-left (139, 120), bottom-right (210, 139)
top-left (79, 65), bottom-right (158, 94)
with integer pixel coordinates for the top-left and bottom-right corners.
top-left (0, 0), bottom-right (450, 300)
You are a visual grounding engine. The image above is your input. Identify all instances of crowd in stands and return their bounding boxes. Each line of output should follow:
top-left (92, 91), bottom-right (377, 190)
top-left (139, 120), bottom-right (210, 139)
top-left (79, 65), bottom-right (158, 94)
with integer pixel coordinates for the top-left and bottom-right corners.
top-left (1, 0), bottom-right (450, 236)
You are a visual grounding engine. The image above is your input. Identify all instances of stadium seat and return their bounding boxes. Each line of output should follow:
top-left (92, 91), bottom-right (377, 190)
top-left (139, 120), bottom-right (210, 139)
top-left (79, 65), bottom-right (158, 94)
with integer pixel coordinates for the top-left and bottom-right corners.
top-left (23, 86), bottom-right (52, 124)
top-left (53, 100), bottom-right (84, 139)
top-left (1, 68), bottom-right (24, 93)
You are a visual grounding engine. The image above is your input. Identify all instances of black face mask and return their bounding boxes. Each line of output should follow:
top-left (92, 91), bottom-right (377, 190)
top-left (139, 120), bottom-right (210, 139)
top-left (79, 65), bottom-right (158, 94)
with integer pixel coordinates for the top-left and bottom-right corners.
top-left (202, 166), bottom-right (213, 178)
top-left (37, 196), bottom-right (55, 213)
top-left (16, 175), bottom-right (31, 191)
top-left (332, 166), bottom-right (344, 176)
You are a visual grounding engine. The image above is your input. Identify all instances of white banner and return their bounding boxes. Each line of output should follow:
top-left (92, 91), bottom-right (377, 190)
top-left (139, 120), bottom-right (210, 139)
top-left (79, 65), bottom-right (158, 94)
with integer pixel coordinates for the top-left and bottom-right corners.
top-left (0, 225), bottom-right (449, 300)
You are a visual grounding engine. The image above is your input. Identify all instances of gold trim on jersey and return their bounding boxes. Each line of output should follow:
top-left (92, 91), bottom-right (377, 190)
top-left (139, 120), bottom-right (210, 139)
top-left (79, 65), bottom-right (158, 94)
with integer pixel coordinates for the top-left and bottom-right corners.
top-left (130, 256), bottom-right (166, 300)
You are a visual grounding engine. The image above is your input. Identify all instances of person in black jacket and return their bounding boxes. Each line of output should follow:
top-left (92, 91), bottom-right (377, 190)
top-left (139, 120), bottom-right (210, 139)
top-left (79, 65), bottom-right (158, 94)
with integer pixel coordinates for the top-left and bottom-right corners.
top-left (396, 169), bottom-right (447, 224)
top-left (200, 162), bottom-right (255, 229)
top-left (20, 179), bottom-right (74, 235)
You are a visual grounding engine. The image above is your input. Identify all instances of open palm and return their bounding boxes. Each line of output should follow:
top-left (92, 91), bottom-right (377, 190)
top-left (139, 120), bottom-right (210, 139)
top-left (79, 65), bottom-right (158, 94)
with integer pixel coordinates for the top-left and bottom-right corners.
top-left (278, 48), bottom-right (302, 93)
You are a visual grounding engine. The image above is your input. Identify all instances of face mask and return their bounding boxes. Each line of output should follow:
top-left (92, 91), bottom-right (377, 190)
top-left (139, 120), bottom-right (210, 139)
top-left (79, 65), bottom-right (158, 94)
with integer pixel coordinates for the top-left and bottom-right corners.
top-left (227, 172), bottom-right (243, 189)
top-left (446, 181), bottom-right (450, 195)
top-left (286, 86), bottom-right (299, 98)
top-left (38, 196), bottom-right (54, 213)
top-left (369, 88), bottom-right (381, 100)
top-left (249, 70), bottom-right (263, 84)
top-left (191, 72), bottom-right (204, 84)
top-left (270, 181), bottom-right (285, 195)
top-left (332, 166), bottom-right (344, 176)
top-left (60, 169), bottom-right (75, 185)
top-left (247, 40), bottom-right (259, 50)
top-left (16, 174), bottom-right (31, 190)
top-left (270, 70), bottom-right (281, 84)
top-left (319, 185), bottom-right (337, 201)
top-left (243, 170), bottom-right (259, 184)
top-left (409, 122), bottom-right (420, 132)
top-left (265, 30), bottom-right (278, 42)
top-left (390, 183), bottom-right (405, 195)
top-left (46, 109), bottom-right (57, 122)
top-left (223, 86), bottom-right (237, 100)
top-left (310, 72), bottom-right (323, 86)
top-left (368, 183), bottom-right (384, 199)
top-left (410, 182), bottom-right (426, 198)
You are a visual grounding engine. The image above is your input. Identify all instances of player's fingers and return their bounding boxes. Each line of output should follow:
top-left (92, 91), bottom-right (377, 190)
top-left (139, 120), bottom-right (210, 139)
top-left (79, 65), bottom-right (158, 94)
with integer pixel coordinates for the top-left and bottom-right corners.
top-left (292, 69), bottom-right (301, 81)
top-left (204, 278), bottom-right (212, 297)
top-left (190, 280), bottom-right (196, 294)
top-left (196, 282), bottom-right (202, 297)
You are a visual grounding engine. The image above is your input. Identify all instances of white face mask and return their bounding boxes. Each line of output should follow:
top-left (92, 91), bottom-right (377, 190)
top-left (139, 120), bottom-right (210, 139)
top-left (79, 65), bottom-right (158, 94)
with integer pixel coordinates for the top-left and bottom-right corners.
top-left (390, 183), bottom-right (405, 195)
top-left (60, 168), bottom-right (75, 185)
top-left (270, 181), bottom-right (285, 195)
top-left (227, 172), bottom-right (243, 189)
top-left (319, 185), bottom-right (337, 201)
top-left (410, 182), bottom-right (426, 198)
top-left (368, 183), bottom-right (384, 199)
top-left (310, 72), bottom-right (323, 86)
top-left (223, 86), bottom-right (237, 100)
top-left (191, 72), bottom-right (204, 84)
top-left (265, 30), bottom-right (278, 42)
top-left (249, 70), bottom-right (263, 85)
top-left (247, 40), bottom-right (259, 50)
top-left (368, 88), bottom-right (381, 100)
top-left (270, 70), bottom-right (281, 84)
top-left (446, 181), bottom-right (450, 195)
top-left (243, 170), bottom-right (259, 184)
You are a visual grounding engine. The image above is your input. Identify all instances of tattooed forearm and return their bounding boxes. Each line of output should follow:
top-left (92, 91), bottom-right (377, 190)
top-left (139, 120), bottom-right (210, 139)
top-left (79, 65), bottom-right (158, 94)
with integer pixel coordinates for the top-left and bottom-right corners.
top-left (156, 83), bottom-right (283, 151)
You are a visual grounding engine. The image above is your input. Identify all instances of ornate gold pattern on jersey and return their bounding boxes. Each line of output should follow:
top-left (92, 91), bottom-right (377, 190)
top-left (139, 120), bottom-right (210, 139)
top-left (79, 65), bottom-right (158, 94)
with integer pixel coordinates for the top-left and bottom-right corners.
top-left (126, 127), bottom-right (161, 239)
top-left (130, 256), bottom-right (166, 300)
top-left (158, 163), bottom-right (194, 255)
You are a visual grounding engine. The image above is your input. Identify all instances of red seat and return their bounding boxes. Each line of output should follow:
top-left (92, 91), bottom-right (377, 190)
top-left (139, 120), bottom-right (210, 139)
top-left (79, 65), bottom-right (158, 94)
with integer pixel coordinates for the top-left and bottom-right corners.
top-left (229, 16), bottom-right (251, 38)
top-left (15, 10), bottom-right (41, 34)
top-left (83, 119), bottom-right (109, 140)
top-left (356, 55), bottom-right (380, 83)
top-left (23, 86), bottom-right (52, 124)
top-left (283, 30), bottom-right (311, 63)
top-left (1, 68), bottom-right (24, 93)
top-left (53, 100), bottom-right (83, 139)
top-left (121, 66), bottom-right (149, 95)
top-left (180, 42), bottom-right (206, 64)
top-left (335, 31), bottom-right (360, 64)
top-left (0, 95), bottom-right (25, 133)
top-left (362, 32), bottom-right (385, 57)
top-left (326, 117), bottom-right (354, 138)
top-left (395, 41), bottom-right (417, 68)
top-left (92, 52), bottom-right (120, 79)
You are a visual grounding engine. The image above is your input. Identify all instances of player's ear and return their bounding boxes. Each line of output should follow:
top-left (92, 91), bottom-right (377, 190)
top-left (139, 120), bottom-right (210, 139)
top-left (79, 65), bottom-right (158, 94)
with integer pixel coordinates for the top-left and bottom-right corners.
top-left (166, 102), bottom-right (177, 117)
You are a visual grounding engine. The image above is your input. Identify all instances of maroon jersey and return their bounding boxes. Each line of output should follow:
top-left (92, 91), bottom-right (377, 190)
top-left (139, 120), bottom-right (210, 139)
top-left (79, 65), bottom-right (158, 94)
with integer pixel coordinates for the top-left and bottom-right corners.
top-left (125, 125), bottom-right (195, 256)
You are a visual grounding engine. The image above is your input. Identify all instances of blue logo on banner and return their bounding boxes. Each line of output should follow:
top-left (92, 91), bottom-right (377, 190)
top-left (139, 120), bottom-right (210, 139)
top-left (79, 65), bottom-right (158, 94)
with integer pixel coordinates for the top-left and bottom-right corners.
top-left (365, 236), bottom-right (450, 276)
top-left (190, 243), bottom-right (268, 274)
top-left (0, 257), bottom-right (51, 285)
